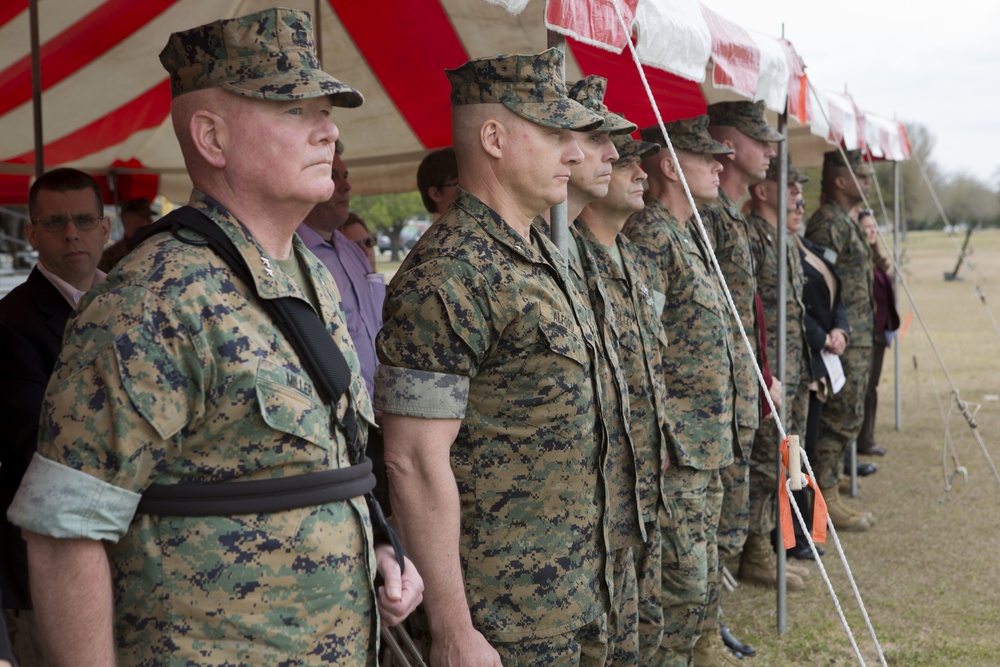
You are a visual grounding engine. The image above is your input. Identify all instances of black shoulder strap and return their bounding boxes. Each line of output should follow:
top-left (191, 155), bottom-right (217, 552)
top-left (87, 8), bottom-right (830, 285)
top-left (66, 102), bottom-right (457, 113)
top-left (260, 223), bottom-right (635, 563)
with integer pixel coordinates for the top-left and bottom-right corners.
top-left (137, 208), bottom-right (405, 570)
top-left (151, 208), bottom-right (356, 430)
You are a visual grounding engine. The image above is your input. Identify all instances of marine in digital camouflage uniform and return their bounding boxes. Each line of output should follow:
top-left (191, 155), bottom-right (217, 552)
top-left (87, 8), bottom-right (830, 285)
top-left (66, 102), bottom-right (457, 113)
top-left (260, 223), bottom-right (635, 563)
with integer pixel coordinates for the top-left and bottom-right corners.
top-left (574, 126), bottom-right (670, 665)
top-left (743, 157), bottom-right (814, 586)
top-left (375, 49), bottom-right (612, 666)
top-left (697, 102), bottom-right (784, 659)
top-left (623, 116), bottom-right (737, 667)
top-left (565, 76), bottom-right (646, 665)
top-left (9, 9), bottom-right (422, 665)
top-left (805, 149), bottom-right (878, 530)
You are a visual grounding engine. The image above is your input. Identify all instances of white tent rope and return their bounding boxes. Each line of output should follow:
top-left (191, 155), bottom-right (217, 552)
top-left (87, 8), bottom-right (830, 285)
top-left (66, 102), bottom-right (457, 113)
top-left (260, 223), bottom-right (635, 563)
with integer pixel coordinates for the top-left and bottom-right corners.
top-left (610, 5), bottom-right (786, 439)
top-left (609, 5), bottom-right (879, 662)
top-left (911, 155), bottom-right (1000, 341)
top-left (805, 78), bottom-right (1000, 491)
top-left (911, 316), bottom-right (970, 500)
top-left (844, 115), bottom-right (1000, 485)
top-left (785, 477), bottom-right (869, 665)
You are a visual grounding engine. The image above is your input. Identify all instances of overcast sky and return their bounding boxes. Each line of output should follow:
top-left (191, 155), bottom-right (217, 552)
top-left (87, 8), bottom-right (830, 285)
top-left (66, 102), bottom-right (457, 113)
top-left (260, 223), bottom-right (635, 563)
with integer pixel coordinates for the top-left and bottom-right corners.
top-left (703, 0), bottom-right (1000, 184)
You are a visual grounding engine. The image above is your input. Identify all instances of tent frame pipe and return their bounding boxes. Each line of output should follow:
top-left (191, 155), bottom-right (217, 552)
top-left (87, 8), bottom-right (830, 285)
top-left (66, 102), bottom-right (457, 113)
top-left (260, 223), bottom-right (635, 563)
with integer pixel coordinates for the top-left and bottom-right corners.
top-left (29, 0), bottom-right (44, 179)
top-left (775, 112), bottom-right (789, 636)
top-left (547, 31), bottom-right (569, 266)
top-left (893, 161), bottom-right (902, 431)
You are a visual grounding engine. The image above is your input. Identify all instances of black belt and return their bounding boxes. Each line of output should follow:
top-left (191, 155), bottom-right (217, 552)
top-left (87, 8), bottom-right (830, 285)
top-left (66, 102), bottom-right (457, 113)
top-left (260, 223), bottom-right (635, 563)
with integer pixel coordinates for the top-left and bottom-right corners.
top-left (136, 458), bottom-right (375, 517)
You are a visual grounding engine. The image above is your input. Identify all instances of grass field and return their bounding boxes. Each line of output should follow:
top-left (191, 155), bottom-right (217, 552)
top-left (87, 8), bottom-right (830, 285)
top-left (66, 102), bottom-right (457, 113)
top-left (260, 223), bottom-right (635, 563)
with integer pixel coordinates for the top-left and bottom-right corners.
top-left (724, 228), bottom-right (1000, 666)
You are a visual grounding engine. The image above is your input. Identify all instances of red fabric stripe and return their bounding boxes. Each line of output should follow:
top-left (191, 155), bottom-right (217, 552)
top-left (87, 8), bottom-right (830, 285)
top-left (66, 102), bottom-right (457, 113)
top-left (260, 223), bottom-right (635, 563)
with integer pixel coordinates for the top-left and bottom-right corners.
top-left (545, 0), bottom-right (639, 51)
top-left (700, 5), bottom-right (758, 97)
top-left (0, 0), bottom-right (177, 117)
top-left (0, 175), bottom-right (31, 205)
top-left (0, 1), bottom-right (27, 30)
top-left (5, 80), bottom-right (171, 166)
top-left (569, 39), bottom-right (706, 128)
top-left (328, 0), bottom-right (467, 149)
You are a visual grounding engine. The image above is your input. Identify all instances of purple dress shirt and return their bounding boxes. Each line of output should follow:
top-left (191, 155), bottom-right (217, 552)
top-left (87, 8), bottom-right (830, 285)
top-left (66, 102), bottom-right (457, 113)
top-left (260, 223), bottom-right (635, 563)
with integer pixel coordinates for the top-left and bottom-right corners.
top-left (297, 223), bottom-right (385, 401)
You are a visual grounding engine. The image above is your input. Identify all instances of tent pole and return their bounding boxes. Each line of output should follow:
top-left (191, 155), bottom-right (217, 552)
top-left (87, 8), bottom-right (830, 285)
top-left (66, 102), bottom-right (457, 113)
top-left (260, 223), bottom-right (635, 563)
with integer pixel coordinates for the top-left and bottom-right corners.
top-left (546, 31), bottom-right (568, 266)
top-left (313, 0), bottom-right (323, 66)
top-left (893, 160), bottom-right (902, 430)
top-left (775, 110), bottom-right (788, 636)
top-left (29, 0), bottom-right (44, 179)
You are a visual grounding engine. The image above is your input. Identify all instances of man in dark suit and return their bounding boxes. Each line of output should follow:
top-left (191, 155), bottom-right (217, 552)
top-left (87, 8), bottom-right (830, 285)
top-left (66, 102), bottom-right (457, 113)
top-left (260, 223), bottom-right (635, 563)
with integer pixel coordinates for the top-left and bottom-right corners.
top-left (0, 167), bottom-right (109, 665)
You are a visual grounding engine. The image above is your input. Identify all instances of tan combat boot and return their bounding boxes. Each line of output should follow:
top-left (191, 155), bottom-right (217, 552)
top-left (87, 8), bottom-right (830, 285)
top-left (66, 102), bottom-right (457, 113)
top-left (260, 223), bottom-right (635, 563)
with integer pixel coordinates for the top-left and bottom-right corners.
top-left (692, 631), bottom-right (742, 667)
top-left (738, 533), bottom-right (805, 591)
top-left (836, 476), bottom-right (878, 525)
top-left (822, 485), bottom-right (871, 532)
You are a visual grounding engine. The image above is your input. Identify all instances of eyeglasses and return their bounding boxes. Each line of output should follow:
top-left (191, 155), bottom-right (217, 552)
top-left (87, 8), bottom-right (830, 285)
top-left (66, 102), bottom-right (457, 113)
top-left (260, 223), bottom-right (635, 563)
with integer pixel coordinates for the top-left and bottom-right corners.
top-left (355, 237), bottom-right (376, 249)
top-left (32, 214), bottom-right (103, 233)
top-left (858, 208), bottom-right (873, 218)
top-left (795, 199), bottom-right (806, 211)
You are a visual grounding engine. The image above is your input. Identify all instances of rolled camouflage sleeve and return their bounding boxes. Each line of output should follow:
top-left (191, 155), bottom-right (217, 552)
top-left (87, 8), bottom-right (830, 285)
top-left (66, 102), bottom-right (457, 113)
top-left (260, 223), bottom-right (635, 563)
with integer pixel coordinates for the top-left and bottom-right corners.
top-left (9, 453), bottom-right (141, 541)
top-left (9, 286), bottom-right (205, 540)
top-left (373, 366), bottom-right (469, 418)
top-left (376, 259), bottom-right (497, 418)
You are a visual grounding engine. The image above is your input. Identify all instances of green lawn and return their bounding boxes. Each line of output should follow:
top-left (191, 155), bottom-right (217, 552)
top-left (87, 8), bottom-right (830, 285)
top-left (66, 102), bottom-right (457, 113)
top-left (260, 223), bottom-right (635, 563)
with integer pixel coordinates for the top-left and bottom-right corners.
top-left (725, 228), bottom-right (1000, 665)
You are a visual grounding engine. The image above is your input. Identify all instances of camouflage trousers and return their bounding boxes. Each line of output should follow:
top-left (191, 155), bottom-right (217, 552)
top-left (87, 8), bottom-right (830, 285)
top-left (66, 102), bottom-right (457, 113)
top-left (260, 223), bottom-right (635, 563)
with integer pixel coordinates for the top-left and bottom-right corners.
top-left (816, 344), bottom-right (873, 489)
top-left (748, 375), bottom-right (811, 536)
top-left (636, 520), bottom-right (664, 665)
top-left (717, 427), bottom-right (755, 562)
top-left (607, 546), bottom-right (639, 665)
top-left (654, 466), bottom-right (723, 667)
top-left (495, 613), bottom-right (608, 666)
top-left (705, 427), bottom-right (753, 634)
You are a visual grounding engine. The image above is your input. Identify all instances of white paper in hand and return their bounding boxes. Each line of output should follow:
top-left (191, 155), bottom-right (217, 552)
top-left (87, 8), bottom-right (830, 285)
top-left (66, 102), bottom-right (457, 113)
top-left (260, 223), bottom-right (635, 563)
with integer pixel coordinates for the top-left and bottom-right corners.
top-left (822, 350), bottom-right (846, 394)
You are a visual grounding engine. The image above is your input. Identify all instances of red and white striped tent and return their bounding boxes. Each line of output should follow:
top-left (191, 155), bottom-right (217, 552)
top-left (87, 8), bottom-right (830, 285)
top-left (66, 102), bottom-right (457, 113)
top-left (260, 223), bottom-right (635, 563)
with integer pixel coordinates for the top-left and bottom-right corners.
top-left (0, 0), bottom-right (910, 205)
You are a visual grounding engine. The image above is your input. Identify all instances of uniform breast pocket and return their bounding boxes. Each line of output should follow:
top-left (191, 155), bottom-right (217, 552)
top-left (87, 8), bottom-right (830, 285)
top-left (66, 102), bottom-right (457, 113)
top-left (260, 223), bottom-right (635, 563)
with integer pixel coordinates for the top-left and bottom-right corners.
top-left (687, 272), bottom-right (722, 316)
top-left (729, 239), bottom-right (754, 277)
top-left (499, 308), bottom-right (591, 416)
top-left (238, 359), bottom-right (331, 451)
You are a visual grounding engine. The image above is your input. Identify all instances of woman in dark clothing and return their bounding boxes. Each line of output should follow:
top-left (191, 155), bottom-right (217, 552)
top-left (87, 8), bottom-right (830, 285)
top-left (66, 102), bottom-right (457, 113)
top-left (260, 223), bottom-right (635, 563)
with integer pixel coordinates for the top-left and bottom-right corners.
top-left (788, 196), bottom-right (851, 558)
top-left (857, 209), bottom-right (900, 455)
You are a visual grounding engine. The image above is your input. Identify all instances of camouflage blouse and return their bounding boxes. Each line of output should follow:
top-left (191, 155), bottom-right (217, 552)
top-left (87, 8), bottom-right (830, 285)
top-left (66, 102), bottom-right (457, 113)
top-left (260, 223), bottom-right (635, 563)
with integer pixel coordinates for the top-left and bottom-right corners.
top-left (805, 200), bottom-right (875, 346)
top-left (699, 191), bottom-right (760, 436)
top-left (375, 188), bottom-right (606, 642)
top-left (11, 189), bottom-right (378, 663)
top-left (746, 212), bottom-right (811, 391)
top-left (572, 221), bottom-right (669, 522)
top-left (624, 199), bottom-right (739, 468)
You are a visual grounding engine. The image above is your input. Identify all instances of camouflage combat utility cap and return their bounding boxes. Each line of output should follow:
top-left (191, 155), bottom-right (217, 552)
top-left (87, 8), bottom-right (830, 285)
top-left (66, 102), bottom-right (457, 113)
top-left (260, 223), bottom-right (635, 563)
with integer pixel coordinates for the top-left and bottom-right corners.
top-left (823, 148), bottom-right (874, 176)
top-left (707, 100), bottom-right (784, 142)
top-left (766, 155), bottom-right (810, 184)
top-left (159, 7), bottom-right (363, 107)
top-left (639, 116), bottom-right (733, 155)
top-left (612, 134), bottom-right (659, 162)
top-left (567, 76), bottom-right (636, 135)
top-left (446, 48), bottom-right (603, 131)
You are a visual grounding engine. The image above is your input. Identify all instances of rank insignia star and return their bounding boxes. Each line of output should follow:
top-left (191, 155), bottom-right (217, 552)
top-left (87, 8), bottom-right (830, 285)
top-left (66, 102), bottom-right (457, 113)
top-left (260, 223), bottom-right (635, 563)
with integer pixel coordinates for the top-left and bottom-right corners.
top-left (639, 283), bottom-right (654, 306)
